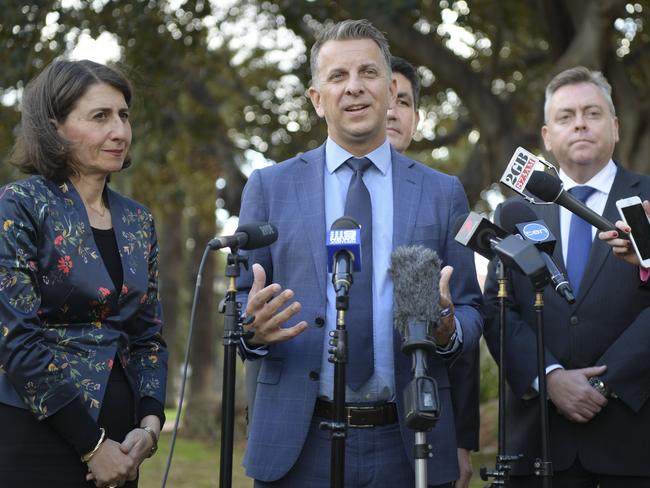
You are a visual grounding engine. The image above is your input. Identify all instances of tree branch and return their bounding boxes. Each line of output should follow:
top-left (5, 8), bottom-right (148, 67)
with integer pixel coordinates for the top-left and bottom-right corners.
top-left (552, 0), bottom-right (627, 72)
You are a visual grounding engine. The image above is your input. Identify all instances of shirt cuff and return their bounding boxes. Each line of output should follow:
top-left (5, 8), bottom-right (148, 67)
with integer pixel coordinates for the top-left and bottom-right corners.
top-left (532, 364), bottom-right (564, 392)
top-left (240, 337), bottom-right (269, 358)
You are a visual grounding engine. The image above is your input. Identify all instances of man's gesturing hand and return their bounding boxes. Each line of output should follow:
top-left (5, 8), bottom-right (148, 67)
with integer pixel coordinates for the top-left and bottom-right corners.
top-left (245, 263), bottom-right (308, 346)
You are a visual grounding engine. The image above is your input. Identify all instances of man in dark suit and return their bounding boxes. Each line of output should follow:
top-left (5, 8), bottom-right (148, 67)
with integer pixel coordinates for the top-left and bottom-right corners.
top-left (387, 55), bottom-right (479, 488)
top-left (238, 19), bottom-right (483, 488)
top-left (484, 66), bottom-right (650, 487)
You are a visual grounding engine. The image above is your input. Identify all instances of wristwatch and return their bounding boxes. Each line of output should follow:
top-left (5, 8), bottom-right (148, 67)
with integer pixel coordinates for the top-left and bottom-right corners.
top-left (588, 376), bottom-right (611, 398)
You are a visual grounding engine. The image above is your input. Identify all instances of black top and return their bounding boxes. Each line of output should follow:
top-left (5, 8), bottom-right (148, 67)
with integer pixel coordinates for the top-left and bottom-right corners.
top-left (92, 226), bottom-right (124, 291)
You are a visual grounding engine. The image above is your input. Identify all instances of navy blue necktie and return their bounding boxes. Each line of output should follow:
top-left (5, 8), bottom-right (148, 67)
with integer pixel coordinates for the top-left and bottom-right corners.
top-left (343, 157), bottom-right (374, 390)
top-left (566, 186), bottom-right (597, 294)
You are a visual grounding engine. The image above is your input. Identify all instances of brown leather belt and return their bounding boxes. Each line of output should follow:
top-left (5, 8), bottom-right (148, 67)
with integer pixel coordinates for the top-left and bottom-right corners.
top-left (315, 398), bottom-right (398, 428)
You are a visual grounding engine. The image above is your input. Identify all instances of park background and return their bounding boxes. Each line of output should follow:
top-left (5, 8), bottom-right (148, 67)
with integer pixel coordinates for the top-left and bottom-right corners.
top-left (1, 1), bottom-right (649, 486)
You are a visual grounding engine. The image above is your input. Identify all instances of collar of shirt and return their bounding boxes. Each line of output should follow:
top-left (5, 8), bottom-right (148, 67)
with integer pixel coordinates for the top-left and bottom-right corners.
top-left (325, 137), bottom-right (392, 175)
top-left (558, 159), bottom-right (617, 196)
top-left (558, 159), bottom-right (617, 263)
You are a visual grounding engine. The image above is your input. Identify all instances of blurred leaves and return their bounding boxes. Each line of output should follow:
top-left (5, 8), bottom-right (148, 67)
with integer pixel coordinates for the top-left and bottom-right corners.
top-left (2, 0), bottom-right (650, 419)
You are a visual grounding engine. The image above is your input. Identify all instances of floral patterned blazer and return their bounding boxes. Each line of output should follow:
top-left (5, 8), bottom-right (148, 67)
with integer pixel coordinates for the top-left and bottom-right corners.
top-left (0, 175), bottom-right (167, 420)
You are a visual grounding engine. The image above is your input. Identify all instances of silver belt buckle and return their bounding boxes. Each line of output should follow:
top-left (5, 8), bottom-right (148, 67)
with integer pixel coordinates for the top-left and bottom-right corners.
top-left (347, 405), bottom-right (375, 428)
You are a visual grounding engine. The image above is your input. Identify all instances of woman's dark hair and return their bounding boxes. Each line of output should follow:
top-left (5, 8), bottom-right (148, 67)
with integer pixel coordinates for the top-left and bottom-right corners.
top-left (11, 59), bottom-right (133, 181)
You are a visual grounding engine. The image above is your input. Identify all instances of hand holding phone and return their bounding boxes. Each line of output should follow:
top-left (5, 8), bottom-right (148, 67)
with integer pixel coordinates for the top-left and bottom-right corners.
top-left (614, 197), bottom-right (650, 267)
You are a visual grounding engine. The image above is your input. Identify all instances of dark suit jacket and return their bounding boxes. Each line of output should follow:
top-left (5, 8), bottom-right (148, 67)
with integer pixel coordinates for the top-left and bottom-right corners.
top-left (237, 144), bottom-right (483, 483)
top-left (483, 165), bottom-right (650, 476)
top-left (0, 176), bottom-right (167, 421)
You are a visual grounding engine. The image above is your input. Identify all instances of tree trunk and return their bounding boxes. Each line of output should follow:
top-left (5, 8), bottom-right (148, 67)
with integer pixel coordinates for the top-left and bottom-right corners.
top-left (183, 216), bottom-right (220, 439)
top-left (159, 206), bottom-right (184, 408)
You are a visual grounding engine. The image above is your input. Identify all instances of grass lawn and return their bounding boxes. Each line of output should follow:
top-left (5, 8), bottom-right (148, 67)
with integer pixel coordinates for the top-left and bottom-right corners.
top-left (140, 432), bottom-right (496, 488)
top-left (139, 433), bottom-right (250, 488)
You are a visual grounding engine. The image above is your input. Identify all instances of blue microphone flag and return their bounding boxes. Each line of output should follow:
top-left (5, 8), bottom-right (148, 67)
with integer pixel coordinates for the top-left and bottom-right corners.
top-left (326, 221), bottom-right (362, 273)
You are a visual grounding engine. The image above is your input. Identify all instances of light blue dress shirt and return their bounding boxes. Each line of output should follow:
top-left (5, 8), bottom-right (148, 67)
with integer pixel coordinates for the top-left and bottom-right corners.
top-left (318, 137), bottom-right (395, 403)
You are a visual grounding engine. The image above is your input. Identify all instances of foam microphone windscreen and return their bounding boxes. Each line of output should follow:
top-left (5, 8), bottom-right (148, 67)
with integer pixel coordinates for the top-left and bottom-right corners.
top-left (389, 245), bottom-right (442, 336)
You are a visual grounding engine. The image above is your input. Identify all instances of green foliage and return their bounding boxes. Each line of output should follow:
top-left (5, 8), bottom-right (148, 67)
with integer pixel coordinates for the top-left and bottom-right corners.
top-left (479, 339), bottom-right (498, 403)
top-left (3, 1), bottom-right (649, 210)
top-left (257, 0), bottom-right (650, 204)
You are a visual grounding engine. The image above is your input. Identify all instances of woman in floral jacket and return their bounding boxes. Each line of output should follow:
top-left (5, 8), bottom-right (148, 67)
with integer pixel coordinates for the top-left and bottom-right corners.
top-left (0, 60), bottom-right (167, 488)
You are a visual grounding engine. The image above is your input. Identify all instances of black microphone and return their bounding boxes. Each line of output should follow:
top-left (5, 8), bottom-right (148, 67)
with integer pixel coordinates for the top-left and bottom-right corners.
top-left (500, 201), bottom-right (576, 304)
top-left (389, 245), bottom-right (441, 430)
top-left (454, 212), bottom-right (550, 290)
top-left (453, 212), bottom-right (508, 260)
top-left (526, 171), bottom-right (626, 237)
top-left (208, 222), bottom-right (278, 251)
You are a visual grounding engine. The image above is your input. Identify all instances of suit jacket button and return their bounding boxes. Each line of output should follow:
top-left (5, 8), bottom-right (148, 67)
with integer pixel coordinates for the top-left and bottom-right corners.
top-left (309, 371), bottom-right (319, 380)
top-left (570, 316), bottom-right (579, 325)
top-left (314, 316), bottom-right (325, 328)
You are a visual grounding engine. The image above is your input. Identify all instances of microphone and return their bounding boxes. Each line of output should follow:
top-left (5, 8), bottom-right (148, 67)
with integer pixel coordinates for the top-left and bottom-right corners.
top-left (454, 212), bottom-right (550, 289)
top-left (389, 245), bottom-right (442, 339)
top-left (326, 216), bottom-right (362, 297)
top-left (500, 201), bottom-right (576, 304)
top-left (389, 245), bottom-right (441, 430)
top-left (526, 171), bottom-right (621, 234)
top-left (453, 212), bottom-right (508, 260)
top-left (499, 147), bottom-right (628, 239)
top-left (500, 146), bottom-right (542, 194)
top-left (208, 222), bottom-right (278, 251)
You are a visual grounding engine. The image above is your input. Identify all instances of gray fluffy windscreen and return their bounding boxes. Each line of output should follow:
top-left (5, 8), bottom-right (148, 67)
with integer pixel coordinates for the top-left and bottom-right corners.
top-left (389, 245), bottom-right (442, 333)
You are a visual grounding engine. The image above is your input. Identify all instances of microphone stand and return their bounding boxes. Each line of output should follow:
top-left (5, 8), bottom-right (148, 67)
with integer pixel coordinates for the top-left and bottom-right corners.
top-left (320, 278), bottom-right (350, 488)
top-left (218, 249), bottom-right (252, 488)
top-left (533, 289), bottom-right (553, 488)
top-left (480, 260), bottom-right (522, 487)
top-left (401, 320), bottom-right (440, 488)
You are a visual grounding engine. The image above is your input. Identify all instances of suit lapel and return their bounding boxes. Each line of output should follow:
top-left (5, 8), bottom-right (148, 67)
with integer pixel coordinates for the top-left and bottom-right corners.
top-left (391, 149), bottom-right (422, 249)
top-left (105, 188), bottom-right (149, 309)
top-left (390, 149), bottom-right (422, 372)
top-left (294, 145), bottom-right (327, 299)
top-left (574, 165), bottom-right (640, 307)
top-left (58, 180), bottom-right (116, 291)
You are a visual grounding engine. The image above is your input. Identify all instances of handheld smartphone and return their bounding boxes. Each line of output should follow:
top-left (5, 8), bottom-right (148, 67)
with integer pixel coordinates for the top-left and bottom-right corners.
top-left (616, 196), bottom-right (650, 267)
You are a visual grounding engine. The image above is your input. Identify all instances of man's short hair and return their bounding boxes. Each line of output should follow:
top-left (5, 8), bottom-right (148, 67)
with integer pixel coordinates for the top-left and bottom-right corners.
top-left (310, 19), bottom-right (392, 86)
top-left (390, 56), bottom-right (420, 109)
top-left (544, 66), bottom-right (616, 123)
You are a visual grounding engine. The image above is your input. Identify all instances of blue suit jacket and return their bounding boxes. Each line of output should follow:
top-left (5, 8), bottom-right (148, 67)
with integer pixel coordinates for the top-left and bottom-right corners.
top-left (237, 144), bottom-right (483, 483)
top-left (0, 176), bottom-right (167, 421)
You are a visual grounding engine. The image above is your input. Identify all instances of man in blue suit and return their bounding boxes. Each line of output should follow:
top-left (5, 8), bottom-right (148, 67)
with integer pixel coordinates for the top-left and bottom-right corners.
top-left (238, 19), bottom-right (483, 487)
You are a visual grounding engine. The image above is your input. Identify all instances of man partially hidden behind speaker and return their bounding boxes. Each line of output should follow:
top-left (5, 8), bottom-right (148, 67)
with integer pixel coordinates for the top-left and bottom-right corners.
top-left (484, 66), bottom-right (650, 487)
top-left (236, 19), bottom-right (482, 488)
top-left (387, 55), bottom-right (480, 488)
